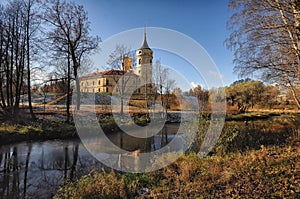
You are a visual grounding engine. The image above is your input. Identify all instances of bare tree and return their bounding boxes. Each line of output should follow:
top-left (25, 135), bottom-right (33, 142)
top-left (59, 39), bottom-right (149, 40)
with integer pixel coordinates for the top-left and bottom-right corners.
top-left (0, 0), bottom-right (42, 119)
top-left (107, 44), bottom-right (135, 114)
top-left (0, 0), bottom-right (27, 117)
top-left (42, 0), bottom-right (100, 111)
top-left (24, 0), bottom-right (40, 120)
top-left (153, 59), bottom-right (175, 116)
top-left (226, 0), bottom-right (300, 108)
top-left (153, 59), bottom-right (166, 110)
top-left (107, 44), bottom-right (136, 70)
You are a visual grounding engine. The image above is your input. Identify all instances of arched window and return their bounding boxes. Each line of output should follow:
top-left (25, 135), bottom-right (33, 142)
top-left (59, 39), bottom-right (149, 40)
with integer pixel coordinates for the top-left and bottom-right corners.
top-left (98, 80), bottom-right (101, 85)
top-left (138, 59), bottom-right (142, 65)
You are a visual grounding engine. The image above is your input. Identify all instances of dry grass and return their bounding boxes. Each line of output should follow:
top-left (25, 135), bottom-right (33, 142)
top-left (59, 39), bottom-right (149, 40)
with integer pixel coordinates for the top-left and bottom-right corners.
top-left (55, 134), bottom-right (300, 198)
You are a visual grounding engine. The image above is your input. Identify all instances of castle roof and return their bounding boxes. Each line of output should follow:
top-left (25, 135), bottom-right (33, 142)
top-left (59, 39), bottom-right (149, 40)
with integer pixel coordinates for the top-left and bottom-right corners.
top-left (139, 25), bottom-right (152, 50)
top-left (101, 69), bottom-right (124, 75)
top-left (80, 69), bottom-right (138, 79)
top-left (139, 33), bottom-right (151, 50)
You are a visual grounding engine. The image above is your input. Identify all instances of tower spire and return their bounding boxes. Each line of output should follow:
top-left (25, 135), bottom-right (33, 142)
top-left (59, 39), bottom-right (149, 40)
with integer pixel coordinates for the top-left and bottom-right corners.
top-left (140, 22), bottom-right (150, 49)
top-left (144, 22), bottom-right (146, 39)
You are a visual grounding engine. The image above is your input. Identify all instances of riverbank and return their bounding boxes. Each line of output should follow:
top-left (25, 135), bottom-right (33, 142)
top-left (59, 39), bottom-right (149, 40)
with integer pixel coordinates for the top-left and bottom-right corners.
top-left (1, 111), bottom-right (298, 145)
top-left (0, 112), bottom-right (180, 145)
top-left (55, 135), bottom-right (300, 198)
top-left (0, 118), bottom-right (77, 145)
top-left (1, 111), bottom-right (299, 198)
top-left (52, 112), bottom-right (300, 198)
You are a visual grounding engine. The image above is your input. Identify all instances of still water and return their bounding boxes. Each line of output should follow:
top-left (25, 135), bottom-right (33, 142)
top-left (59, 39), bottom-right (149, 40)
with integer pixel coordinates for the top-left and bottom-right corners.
top-left (0, 124), bottom-right (181, 198)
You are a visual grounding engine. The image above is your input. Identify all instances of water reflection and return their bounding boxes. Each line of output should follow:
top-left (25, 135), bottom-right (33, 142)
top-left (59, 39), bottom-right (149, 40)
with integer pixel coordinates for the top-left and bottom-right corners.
top-left (0, 123), bottom-right (180, 198)
top-left (0, 140), bottom-right (103, 198)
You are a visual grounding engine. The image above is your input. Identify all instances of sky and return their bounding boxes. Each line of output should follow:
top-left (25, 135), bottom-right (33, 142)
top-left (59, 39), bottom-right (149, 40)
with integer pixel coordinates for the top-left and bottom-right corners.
top-left (70, 0), bottom-right (238, 89)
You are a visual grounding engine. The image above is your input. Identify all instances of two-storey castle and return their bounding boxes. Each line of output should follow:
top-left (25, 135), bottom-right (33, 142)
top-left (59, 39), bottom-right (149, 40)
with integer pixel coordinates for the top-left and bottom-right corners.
top-left (80, 30), bottom-right (153, 96)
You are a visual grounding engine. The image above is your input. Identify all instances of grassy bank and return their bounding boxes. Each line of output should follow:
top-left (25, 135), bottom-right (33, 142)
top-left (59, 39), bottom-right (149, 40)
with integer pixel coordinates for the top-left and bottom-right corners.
top-left (0, 112), bottom-right (156, 145)
top-left (54, 136), bottom-right (300, 198)
top-left (54, 113), bottom-right (300, 198)
top-left (0, 118), bottom-right (77, 145)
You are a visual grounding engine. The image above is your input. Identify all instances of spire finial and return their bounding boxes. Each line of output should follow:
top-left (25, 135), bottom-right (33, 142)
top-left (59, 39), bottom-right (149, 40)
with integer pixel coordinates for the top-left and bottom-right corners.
top-left (139, 22), bottom-right (150, 49)
top-left (144, 22), bottom-right (146, 38)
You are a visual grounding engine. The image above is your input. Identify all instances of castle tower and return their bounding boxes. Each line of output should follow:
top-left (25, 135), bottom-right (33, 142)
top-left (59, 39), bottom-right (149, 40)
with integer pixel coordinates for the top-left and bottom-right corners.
top-left (121, 56), bottom-right (132, 72)
top-left (136, 28), bottom-right (153, 67)
top-left (136, 25), bottom-right (153, 89)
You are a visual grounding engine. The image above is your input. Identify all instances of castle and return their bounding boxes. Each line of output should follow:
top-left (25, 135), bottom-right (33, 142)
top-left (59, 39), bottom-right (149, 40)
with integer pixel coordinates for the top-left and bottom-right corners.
top-left (80, 29), bottom-right (153, 96)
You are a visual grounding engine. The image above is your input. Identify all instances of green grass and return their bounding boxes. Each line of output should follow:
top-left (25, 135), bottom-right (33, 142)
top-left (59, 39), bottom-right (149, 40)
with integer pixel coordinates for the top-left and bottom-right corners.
top-left (18, 125), bottom-right (41, 134)
top-left (0, 124), bottom-right (18, 133)
top-left (0, 119), bottom-right (76, 144)
top-left (0, 124), bottom-right (41, 135)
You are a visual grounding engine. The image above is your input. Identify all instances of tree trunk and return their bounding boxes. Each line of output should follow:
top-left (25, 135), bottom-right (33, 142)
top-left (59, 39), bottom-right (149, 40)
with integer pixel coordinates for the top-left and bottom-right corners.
top-left (288, 80), bottom-right (300, 109)
top-left (75, 75), bottom-right (80, 110)
top-left (291, 0), bottom-right (300, 77)
top-left (71, 52), bottom-right (80, 110)
top-left (66, 48), bottom-right (71, 122)
top-left (26, 0), bottom-right (35, 120)
top-left (120, 76), bottom-right (125, 115)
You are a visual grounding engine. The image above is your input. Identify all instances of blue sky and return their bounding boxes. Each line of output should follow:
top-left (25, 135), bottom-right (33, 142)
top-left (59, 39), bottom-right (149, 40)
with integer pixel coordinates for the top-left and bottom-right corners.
top-left (74, 0), bottom-right (237, 87)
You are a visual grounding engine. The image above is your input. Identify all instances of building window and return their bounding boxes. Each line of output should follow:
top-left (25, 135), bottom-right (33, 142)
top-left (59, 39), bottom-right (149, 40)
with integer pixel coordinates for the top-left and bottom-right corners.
top-left (138, 59), bottom-right (141, 65)
top-left (93, 81), bottom-right (94, 85)
top-left (98, 88), bottom-right (100, 92)
top-left (139, 50), bottom-right (142, 54)
top-left (106, 79), bottom-right (109, 85)
top-left (98, 80), bottom-right (101, 85)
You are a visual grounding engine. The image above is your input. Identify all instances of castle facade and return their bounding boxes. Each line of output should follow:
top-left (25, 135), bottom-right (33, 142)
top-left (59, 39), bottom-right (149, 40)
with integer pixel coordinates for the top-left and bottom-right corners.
top-left (80, 30), bottom-right (153, 96)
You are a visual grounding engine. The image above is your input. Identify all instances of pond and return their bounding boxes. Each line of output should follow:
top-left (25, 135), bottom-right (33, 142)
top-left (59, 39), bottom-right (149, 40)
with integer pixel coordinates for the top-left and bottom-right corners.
top-left (0, 123), bottom-right (181, 198)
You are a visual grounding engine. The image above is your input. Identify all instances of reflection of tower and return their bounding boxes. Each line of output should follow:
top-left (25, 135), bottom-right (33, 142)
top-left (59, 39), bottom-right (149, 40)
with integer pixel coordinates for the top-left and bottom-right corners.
top-left (136, 25), bottom-right (153, 94)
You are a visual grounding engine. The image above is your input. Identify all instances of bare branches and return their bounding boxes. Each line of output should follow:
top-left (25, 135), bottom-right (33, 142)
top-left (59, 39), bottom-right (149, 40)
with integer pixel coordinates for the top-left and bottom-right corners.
top-left (42, 0), bottom-right (100, 111)
top-left (227, 0), bottom-right (300, 108)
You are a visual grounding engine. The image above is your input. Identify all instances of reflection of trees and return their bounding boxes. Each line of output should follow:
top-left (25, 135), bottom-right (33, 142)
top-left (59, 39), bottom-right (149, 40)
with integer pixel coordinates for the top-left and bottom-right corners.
top-left (35, 143), bottom-right (80, 196)
top-left (0, 146), bottom-right (22, 198)
top-left (23, 144), bottom-right (32, 198)
top-left (70, 144), bottom-right (79, 180)
top-left (39, 144), bottom-right (79, 177)
top-left (1, 149), bottom-right (11, 197)
top-left (0, 142), bottom-right (84, 198)
top-left (161, 125), bottom-right (168, 148)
